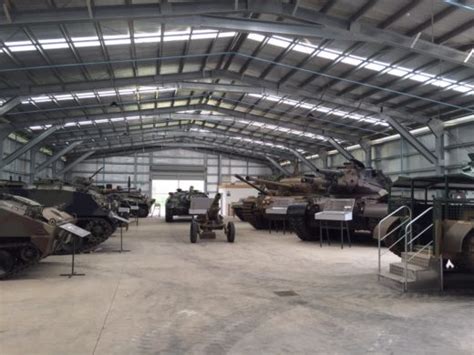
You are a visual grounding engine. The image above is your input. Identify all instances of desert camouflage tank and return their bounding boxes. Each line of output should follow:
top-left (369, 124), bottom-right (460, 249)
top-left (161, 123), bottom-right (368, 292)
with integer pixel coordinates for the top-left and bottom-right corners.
top-left (0, 193), bottom-right (88, 278)
top-left (231, 198), bottom-right (246, 221)
top-left (165, 187), bottom-right (208, 222)
top-left (0, 178), bottom-right (117, 253)
top-left (287, 159), bottom-right (391, 241)
top-left (234, 174), bottom-right (320, 230)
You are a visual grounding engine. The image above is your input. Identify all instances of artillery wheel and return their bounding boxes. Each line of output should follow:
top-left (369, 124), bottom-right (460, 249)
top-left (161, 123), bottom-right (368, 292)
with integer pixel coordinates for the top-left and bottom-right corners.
top-left (226, 222), bottom-right (235, 243)
top-left (165, 208), bottom-right (173, 222)
top-left (190, 219), bottom-right (199, 243)
top-left (0, 250), bottom-right (14, 278)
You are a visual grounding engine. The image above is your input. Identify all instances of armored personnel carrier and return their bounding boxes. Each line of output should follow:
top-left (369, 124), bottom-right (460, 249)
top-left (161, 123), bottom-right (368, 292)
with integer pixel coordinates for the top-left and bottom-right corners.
top-left (0, 178), bottom-right (117, 253)
top-left (0, 193), bottom-right (87, 278)
top-left (165, 187), bottom-right (208, 222)
top-left (287, 159), bottom-right (391, 241)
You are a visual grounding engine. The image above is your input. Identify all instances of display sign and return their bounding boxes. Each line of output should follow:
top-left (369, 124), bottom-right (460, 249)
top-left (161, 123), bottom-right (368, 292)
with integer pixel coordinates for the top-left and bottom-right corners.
top-left (130, 205), bottom-right (139, 211)
top-left (59, 223), bottom-right (91, 238)
top-left (111, 212), bottom-right (130, 224)
top-left (118, 207), bottom-right (130, 213)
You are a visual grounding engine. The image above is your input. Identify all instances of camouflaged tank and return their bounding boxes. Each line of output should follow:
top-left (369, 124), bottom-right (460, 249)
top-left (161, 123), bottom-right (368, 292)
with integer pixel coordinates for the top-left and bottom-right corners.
top-left (104, 188), bottom-right (155, 218)
top-left (165, 187), bottom-right (208, 222)
top-left (0, 178), bottom-right (117, 253)
top-left (287, 159), bottom-right (391, 241)
top-left (0, 193), bottom-right (89, 278)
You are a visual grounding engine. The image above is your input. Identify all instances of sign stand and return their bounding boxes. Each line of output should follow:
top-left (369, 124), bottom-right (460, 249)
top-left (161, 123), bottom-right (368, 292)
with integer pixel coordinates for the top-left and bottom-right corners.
top-left (111, 213), bottom-right (131, 253)
top-left (60, 235), bottom-right (85, 278)
top-left (131, 205), bottom-right (139, 226)
top-left (57, 223), bottom-right (91, 278)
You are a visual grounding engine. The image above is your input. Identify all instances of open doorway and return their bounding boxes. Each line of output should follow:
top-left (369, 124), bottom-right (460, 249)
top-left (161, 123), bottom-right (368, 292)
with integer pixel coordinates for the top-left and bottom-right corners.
top-left (151, 179), bottom-right (205, 217)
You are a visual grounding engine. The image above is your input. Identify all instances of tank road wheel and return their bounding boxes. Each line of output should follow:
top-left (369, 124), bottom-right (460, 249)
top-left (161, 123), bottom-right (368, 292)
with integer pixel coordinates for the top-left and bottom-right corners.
top-left (57, 235), bottom-right (84, 255)
top-left (85, 219), bottom-right (114, 243)
top-left (19, 245), bottom-right (41, 263)
top-left (226, 222), bottom-right (235, 243)
top-left (287, 205), bottom-right (319, 242)
top-left (190, 219), bottom-right (199, 243)
top-left (138, 206), bottom-right (149, 218)
top-left (0, 250), bottom-right (14, 278)
top-left (165, 208), bottom-right (173, 223)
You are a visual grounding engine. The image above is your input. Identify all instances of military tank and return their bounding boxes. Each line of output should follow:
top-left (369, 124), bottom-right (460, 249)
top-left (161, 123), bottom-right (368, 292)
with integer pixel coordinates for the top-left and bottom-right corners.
top-left (0, 178), bottom-right (117, 253)
top-left (287, 159), bottom-right (391, 242)
top-left (0, 193), bottom-right (88, 278)
top-left (231, 198), bottom-right (246, 221)
top-left (104, 187), bottom-right (155, 218)
top-left (165, 187), bottom-right (208, 222)
top-left (234, 174), bottom-right (320, 230)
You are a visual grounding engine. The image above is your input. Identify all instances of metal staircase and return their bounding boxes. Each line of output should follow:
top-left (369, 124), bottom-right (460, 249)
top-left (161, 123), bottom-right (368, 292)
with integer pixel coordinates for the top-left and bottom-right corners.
top-left (377, 206), bottom-right (441, 291)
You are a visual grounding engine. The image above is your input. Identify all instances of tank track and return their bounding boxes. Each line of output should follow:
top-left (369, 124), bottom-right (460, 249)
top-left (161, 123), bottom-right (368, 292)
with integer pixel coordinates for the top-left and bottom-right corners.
top-left (288, 214), bottom-right (319, 241)
top-left (459, 231), bottom-right (474, 272)
top-left (241, 201), bottom-right (267, 230)
top-left (0, 242), bottom-right (42, 280)
top-left (233, 207), bottom-right (245, 222)
top-left (54, 218), bottom-right (114, 254)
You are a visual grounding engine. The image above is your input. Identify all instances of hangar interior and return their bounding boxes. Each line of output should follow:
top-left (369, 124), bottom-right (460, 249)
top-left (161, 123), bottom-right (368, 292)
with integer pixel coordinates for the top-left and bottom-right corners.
top-left (0, 1), bottom-right (473, 354)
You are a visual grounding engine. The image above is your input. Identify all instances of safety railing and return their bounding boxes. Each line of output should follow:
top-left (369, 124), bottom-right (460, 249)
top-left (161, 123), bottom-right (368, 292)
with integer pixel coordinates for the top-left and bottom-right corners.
top-left (377, 205), bottom-right (412, 279)
top-left (402, 206), bottom-right (433, 291)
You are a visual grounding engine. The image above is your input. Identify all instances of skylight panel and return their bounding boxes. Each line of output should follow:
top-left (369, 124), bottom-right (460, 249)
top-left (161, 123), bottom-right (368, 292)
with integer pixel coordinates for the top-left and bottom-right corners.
top-left (429, 79), bottom-right (453, 88)
top-left (451, 85), bottom-right (471, 93)
top-left (341, 55), bottom-right (363, 66)
top-left (364, 62), bottom-right (386, 71)
top-left (293, 43), bottom-right (317, 54)
top-left (94, 119), bottom-right (109, 124)
top-left (267, 36), bottom-right (291, 48)
top-left (247, 33), bottom-right (265, 42)
top-left (9, 45), bottom-right (36, 52)
top-left (76, 92), bottom-right (96, 99)
top-left (64, 122), bottom-right (77, 127)
top-left (317, 49), bottom-right (340, 60)
top-left (409, 73), bottom-right (431, 82)
top-left (54, 94), bottom-right (74, 101)
top-left (387, 68), bottom-right (410, 77)
top-left (78, 120), bottom-right (93, 125)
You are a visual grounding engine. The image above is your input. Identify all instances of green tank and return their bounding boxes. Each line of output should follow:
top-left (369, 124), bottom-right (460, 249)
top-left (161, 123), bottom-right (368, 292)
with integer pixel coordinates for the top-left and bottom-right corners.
top-left (165, 187), bottom-right (208, 222)
top-left (0, 193), bottom-right (87, 278)
top-left (0, 178), bottom-right (117, 253)
top-left (104, 188), bottom-right (155, 218)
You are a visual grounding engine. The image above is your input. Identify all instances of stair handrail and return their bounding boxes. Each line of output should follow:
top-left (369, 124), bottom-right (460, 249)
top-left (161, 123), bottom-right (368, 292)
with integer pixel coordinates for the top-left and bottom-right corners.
top-left (402, 206), bottom-right (433, 291)
top-left (377, 205), bottom-right (412, 278)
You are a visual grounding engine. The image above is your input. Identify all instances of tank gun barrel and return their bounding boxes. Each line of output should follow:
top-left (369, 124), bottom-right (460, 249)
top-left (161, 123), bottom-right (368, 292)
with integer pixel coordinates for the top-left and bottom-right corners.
top-left (234, 174), bottom-right (267, 195)
top-left (89, 166), bottom-right (104, 180)
top-left (246, 176), bottom-right (295, 190)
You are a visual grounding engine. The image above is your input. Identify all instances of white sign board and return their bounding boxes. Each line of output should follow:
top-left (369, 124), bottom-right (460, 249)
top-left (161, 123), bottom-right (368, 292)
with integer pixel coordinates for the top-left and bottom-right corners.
top-left (59, 223), bottom-right (91, 238)
top-left (111, 212), bottom-right (130, 224)
top-left (118, 207), bottom-right (130, 213)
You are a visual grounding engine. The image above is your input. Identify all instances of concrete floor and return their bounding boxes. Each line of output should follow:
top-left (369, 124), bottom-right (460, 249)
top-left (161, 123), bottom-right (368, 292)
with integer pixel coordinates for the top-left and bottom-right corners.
top-left (1, 218), bottom-right (473, 355)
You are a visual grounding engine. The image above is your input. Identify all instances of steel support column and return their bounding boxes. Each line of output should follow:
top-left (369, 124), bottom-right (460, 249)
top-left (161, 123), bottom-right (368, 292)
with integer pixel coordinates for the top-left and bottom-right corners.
top-left (287, 147), bottom-right (320, 174)
top-left (217, 154), bottom-right (222, 187)
top-left (0, 125), bottom-right (60, 171)
top-left (319, 150), bottom-right (328, 169)
top-left (429, 119), bottom-right (445, 175)
top-left (382, 114), bottom-right (437, 165)
top-left (0, 125), bottom-right (13, 161)
top-left (328, 138), bottom-right (355, 161)
top-left (57, 150), bottom-right (95, 176)
top-left (359, 139), bottom-right (372, 168)
top-left (35, 140), bottom-right (83, 174)
top-left (29, 146), bottom-right (40, 183)
top-left (265, 156), bottom-right (291, 176)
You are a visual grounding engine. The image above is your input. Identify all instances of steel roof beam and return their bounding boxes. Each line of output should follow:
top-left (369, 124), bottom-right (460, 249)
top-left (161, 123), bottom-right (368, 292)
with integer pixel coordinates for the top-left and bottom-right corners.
top-left (0, 125), bottom-right (60, 170)
top-left (57, 150), bottom-right (95, 175)
top-left (286, 147), bottom-right (320, 175)
top-left (328, 138), bottom-right (356, 161)
top-left (0, 96), bottom-right (23, 118)
top-left (35, 140), bottom-right (83, 173)
top-left (2, 70), bottom-right (427, 126)
top-left (1, 2), bottom-right (472, 69)
top-left (265, 156), bottom-right (291, 176)
top-left (382, 114), bottom-right (437, 165)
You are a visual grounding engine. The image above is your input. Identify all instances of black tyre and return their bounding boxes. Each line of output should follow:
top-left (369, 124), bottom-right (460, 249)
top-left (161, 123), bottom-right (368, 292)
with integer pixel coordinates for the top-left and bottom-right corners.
top-left (190, 220), bottom-right (199, 243)
top-left (0, 250), bottom-right (14, 278)
top-left (165, 208), bottom-right (173, 223)
top-left (226, 222), bottom-right (235, 243)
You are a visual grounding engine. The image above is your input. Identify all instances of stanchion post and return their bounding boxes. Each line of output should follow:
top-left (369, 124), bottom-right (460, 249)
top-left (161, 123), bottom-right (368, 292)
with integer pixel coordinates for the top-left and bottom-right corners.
top-left (60, 236), bottom-right (85, 278)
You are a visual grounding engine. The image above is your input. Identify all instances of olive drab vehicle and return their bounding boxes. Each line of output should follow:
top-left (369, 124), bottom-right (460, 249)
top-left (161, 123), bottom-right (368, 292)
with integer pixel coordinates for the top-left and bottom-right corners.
top-left (0, 177), bottom-right (117, 254)
top-left (104, 187), bottom-right (155, 218)
top-left (374, 173), bottom-right (474, 273)
top-left (0, 193), bottom-right (89, 278)
top-left (165, 187), bottom-right (208, 222)
top-left (287, 159), bottom-right (391, 242)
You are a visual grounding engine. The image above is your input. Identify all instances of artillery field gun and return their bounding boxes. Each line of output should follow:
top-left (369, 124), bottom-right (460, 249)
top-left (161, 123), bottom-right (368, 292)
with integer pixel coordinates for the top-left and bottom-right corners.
top-left (189, 193), bottom-right (235, 243)
top-left (0, 193), bottom-right (89, 278)
top-left (165, 187), bottom-right (208, 222)
top-left (287, 159), bottom-right (391, 242)
top-left (0, 177), bottom-right (117, 253)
